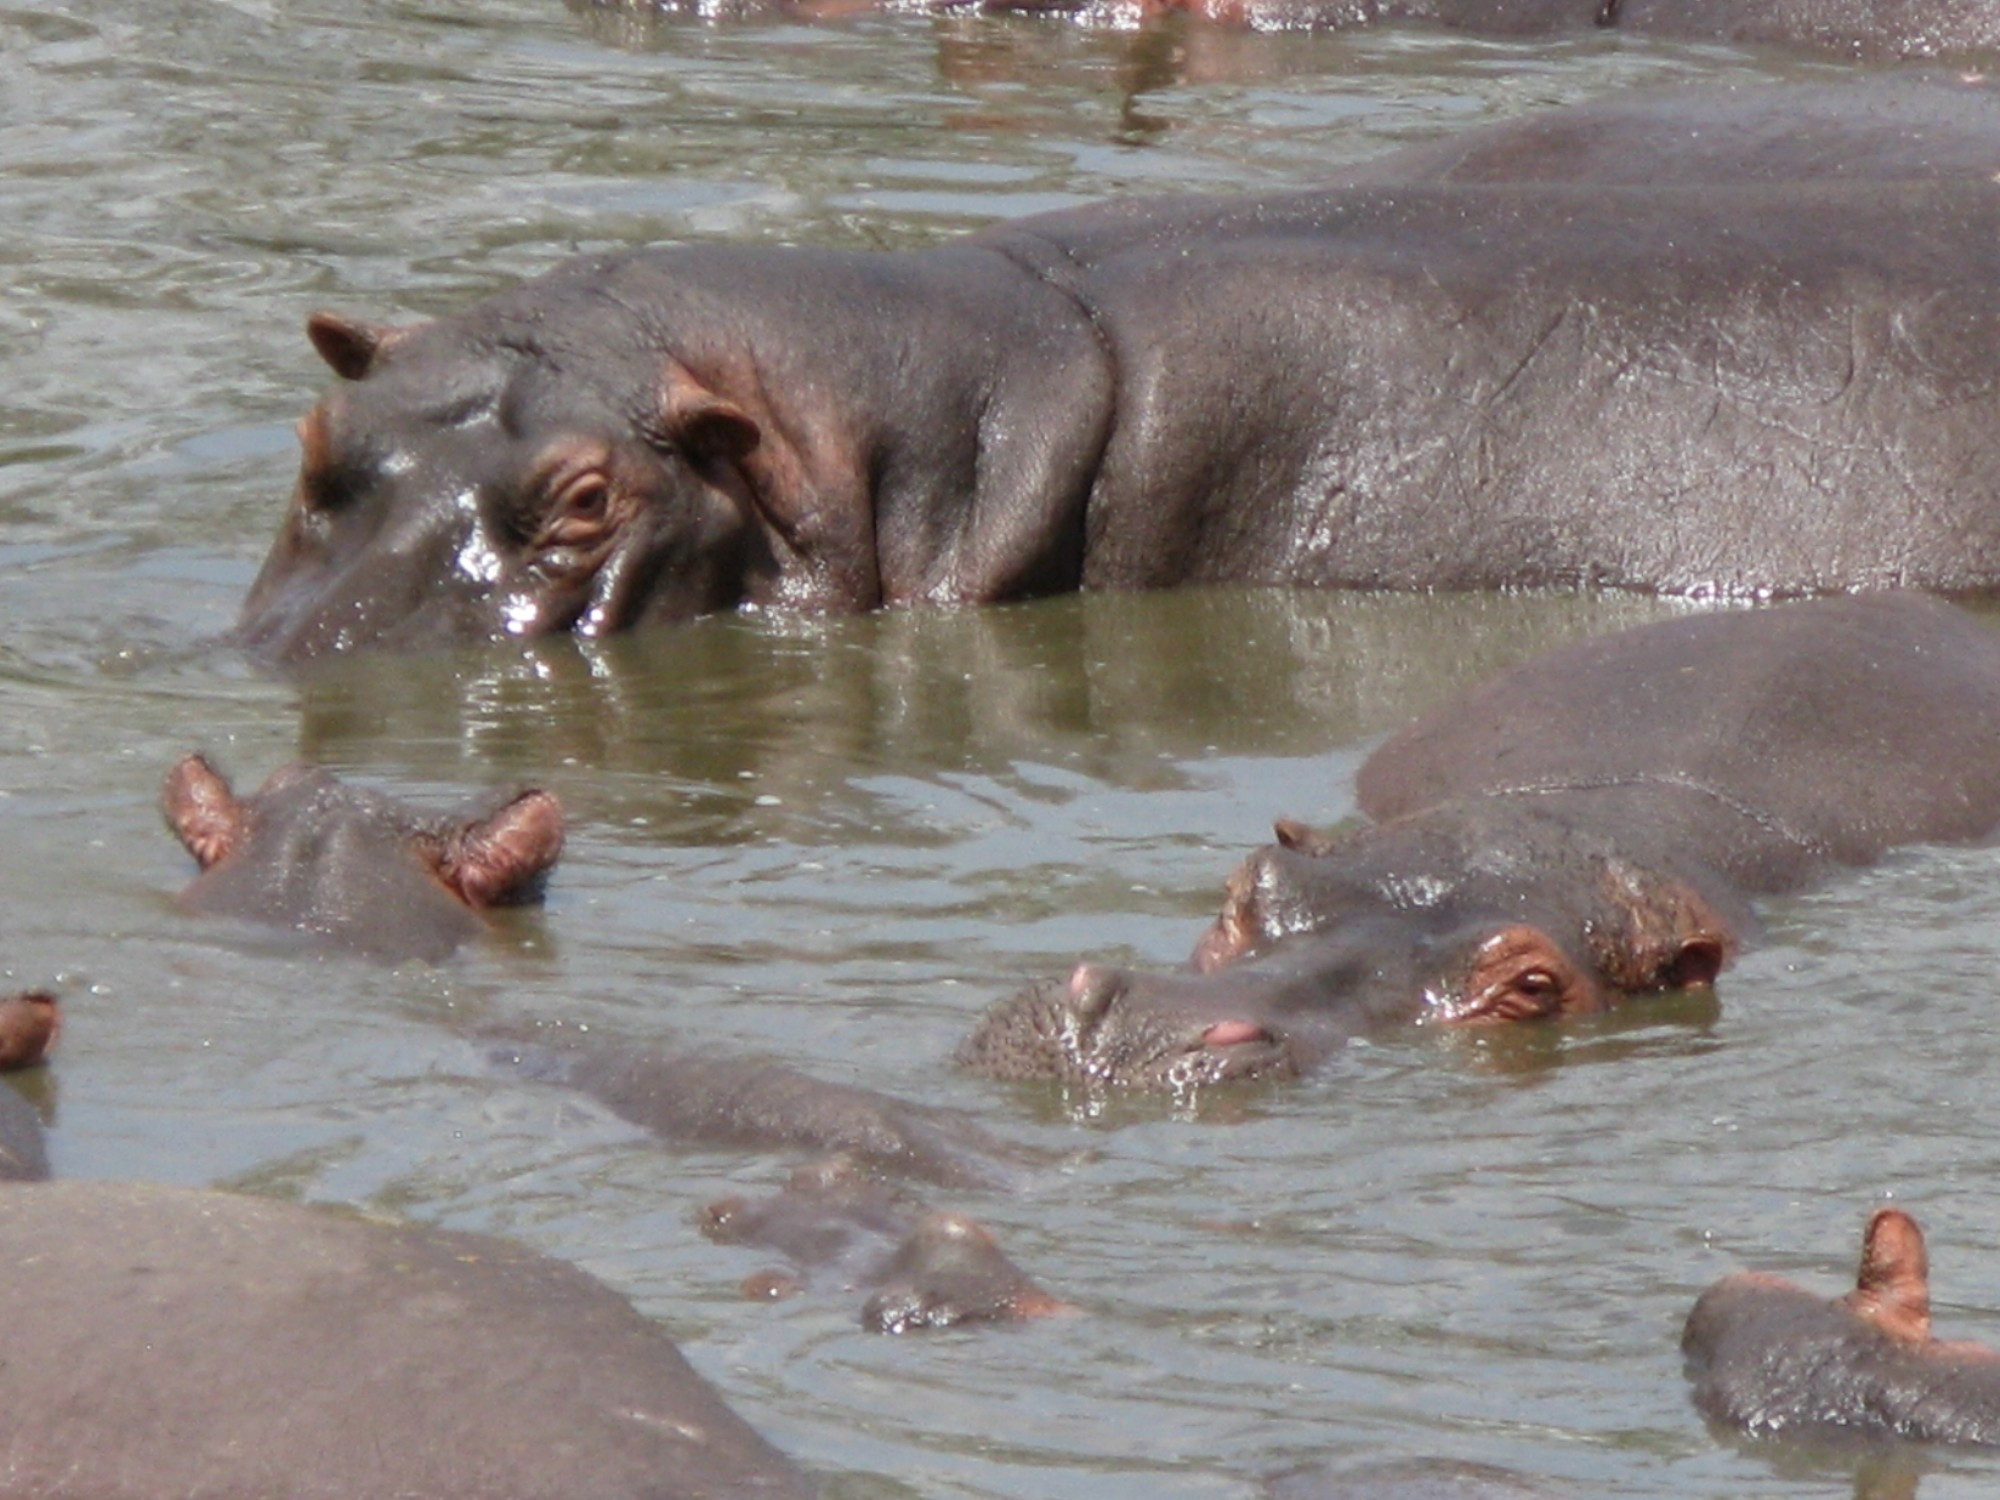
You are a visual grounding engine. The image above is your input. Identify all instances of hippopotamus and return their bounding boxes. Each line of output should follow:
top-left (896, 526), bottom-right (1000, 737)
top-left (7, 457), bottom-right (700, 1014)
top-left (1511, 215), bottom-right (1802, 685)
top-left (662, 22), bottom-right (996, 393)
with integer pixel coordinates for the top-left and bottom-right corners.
top-left (956, 593), bottom-right (2000, 1088)
top-left (704, 1154), bottom-right (1072, 1333)
top-left (162, 753), bottom-right (564, 962)
top-left (0, 1179), bottom-right (812, 1498)
top-left (1683, 1208), bottom-right (2000, 1446)
top-left (238, 76), bottom-right (2000, 662)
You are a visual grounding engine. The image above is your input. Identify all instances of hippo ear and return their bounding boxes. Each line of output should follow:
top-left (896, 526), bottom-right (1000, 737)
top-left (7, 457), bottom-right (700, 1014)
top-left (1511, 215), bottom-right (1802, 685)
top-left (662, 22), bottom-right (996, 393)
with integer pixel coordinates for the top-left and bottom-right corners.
top-left (655, 366), bottom-right (761, 464)
top-left (1845, 1208), bottom-right (1933, 1343)
top-left (1588, 859), bottom-right (1736, 992)
top-left (425, 789), bottom-right (565, 908)
top-left (161, 753), bottom-right (250, 870)
top-left (306, 311), bottom-right (408, 381)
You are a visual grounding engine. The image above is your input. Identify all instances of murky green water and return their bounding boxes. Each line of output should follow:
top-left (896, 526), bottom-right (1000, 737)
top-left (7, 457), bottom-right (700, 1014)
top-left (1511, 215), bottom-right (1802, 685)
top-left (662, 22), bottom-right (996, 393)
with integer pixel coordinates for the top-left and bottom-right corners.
top-left (5, 3), bottom-right (1998, 1495)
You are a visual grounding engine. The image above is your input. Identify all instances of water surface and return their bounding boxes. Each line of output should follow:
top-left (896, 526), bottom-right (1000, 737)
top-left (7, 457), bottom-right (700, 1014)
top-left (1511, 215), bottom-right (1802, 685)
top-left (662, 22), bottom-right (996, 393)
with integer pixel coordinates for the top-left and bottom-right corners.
top-left (3, 4), bottom-right (1994, 1496)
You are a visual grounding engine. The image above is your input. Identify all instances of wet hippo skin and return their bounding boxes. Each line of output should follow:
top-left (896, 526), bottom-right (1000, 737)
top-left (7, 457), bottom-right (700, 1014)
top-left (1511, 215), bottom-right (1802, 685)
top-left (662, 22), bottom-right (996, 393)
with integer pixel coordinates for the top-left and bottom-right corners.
top-left (240, 76), bottom-right (2000, 661)
top-left (957, 594), bottom-right (2000, 1089)
top-left (0, 1179), bottom-right (814, 1499)
top-left (1684, 1208), bottom-right (2000, 1446)
top-left (163, 753), bottom-right (564, 963)
top-left (704, 1154), bottom-right (1073, 1333)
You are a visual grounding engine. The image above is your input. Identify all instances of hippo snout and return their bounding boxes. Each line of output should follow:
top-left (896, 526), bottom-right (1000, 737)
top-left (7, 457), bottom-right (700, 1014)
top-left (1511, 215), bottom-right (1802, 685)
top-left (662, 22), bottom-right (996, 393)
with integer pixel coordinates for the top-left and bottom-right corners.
top-left (955, 962), bottom-right (1294, 1091)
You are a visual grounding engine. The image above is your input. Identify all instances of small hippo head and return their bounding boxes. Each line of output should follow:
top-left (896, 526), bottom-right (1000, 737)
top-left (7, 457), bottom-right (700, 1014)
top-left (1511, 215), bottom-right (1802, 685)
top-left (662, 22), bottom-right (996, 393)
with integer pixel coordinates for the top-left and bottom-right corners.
top-left (957, 811), bottom-right (1733, 1091)
top-left (236, 284), bottom-right (767, 662)
top-left (1683, 1208), bottom-right (2000, 1446)
top-left (162, 753), bottom-right (564, 963)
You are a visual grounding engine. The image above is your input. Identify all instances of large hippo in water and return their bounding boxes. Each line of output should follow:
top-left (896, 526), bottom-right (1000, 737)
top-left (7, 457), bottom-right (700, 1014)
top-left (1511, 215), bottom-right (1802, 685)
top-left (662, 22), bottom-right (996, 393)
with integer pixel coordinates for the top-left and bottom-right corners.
top-left (239, 76), bottom-right (2000, 661)
top-left (957, 593), bottom-right (2000, 1088)
top-left (1684, 1207), bottom-right (2000, 1446)
top-left (0, 1179), bottom-right (814, 1498)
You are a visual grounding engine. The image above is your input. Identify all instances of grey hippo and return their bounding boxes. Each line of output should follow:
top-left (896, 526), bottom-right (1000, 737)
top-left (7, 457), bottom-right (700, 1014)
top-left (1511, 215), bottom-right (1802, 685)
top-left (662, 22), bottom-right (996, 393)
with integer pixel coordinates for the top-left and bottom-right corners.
top-left (958, 594), bottom-right (2000, 1088)
top-left (239, 75), bottom-right (2000, 661)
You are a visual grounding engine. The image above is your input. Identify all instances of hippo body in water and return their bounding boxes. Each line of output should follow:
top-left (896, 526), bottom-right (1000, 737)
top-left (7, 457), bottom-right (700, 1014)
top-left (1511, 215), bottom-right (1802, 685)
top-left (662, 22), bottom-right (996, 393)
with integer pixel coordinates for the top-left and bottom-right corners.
top-left (1684, 1208), bottom-right (2000, 1446)
top-left (240, 77), bottom-right (2000, 662)
top-left (958, 594), bottom-right (2000, 1088)
top-left (162, 753), bottom-right (564, 963)
top-left (0, 1179), bottom-right (813, 1498)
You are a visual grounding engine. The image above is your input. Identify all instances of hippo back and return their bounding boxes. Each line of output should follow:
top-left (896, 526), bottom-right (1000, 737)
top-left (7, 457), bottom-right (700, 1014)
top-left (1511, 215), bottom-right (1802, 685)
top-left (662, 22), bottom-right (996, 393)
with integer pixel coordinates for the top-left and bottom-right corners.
top-left (1356, 594), bottom-right (2000, 881)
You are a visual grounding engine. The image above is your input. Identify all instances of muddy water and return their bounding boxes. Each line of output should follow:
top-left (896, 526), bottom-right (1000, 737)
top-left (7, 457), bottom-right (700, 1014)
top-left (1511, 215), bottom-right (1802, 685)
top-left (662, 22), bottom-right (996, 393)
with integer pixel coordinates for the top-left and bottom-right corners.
top-left (4, 3), bottom-right (1998, 1496)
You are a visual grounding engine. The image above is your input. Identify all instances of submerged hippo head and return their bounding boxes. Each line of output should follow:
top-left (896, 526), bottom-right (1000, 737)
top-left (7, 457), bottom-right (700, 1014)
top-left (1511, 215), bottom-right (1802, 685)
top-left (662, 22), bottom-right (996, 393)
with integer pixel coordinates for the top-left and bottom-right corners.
top-left (957, 810), bottom-right (1733, 1090)
top-left (162, 753), bottom-right (564, 963)
top-left (1684, 1208), bottom-right (2000, 1446)
top-left (236, 293), bottom-right (767, 662)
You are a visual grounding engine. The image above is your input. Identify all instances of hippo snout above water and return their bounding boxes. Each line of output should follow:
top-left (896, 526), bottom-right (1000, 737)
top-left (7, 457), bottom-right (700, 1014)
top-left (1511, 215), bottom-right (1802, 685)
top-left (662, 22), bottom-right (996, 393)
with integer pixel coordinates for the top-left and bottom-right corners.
top-left (960, 593), bottom-right (2000, 1091)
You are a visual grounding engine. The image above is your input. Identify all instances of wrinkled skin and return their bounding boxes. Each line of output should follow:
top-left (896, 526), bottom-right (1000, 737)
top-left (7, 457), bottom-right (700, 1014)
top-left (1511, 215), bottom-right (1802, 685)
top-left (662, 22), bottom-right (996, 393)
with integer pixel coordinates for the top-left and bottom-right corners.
top-left (163, 753), bottom-right (564, 963)
top-left (704, 1155), bottom-right (1073, 1334)
top-left (0, 1179), bottom-right (814, 1499)
top-left (957, 594), bottom-right (2000, 1089)
top-left (1684, 1208), bottom-right (2000, 1447)
top-left (574, 0), bottom-right (2000, 54)
top-left (242, 76), bottom-right (2000, 662)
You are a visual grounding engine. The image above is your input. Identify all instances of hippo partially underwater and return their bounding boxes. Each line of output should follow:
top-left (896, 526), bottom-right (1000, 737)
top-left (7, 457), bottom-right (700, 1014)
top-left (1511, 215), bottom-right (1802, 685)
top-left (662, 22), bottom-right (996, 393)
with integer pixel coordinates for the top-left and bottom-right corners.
top-left (1685, 1208), bottom-right (2000, 1446)
top-left (239, 76), bottom-right (2000, 661)
top-left (958, 594), bottom-right (2000, 1088)
top-left (162, 753), bottom-right (564, 963)
top-left (0, 1179), bottom-right (815, 1499)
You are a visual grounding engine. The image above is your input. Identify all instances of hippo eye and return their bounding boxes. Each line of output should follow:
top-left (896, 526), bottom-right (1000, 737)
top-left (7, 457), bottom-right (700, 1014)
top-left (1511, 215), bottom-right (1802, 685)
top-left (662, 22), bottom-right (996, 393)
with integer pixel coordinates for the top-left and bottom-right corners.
top-left (1515, 969), bottom-right (1559, 998)
top-left (540, 469), bottom-right (614, 548)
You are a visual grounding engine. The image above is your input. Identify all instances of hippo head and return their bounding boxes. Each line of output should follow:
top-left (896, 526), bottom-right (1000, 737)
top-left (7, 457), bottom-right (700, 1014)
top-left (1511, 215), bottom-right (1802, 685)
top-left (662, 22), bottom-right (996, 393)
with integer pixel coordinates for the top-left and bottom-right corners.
top-left (235, 297), bottom-right (767, 663)
top-left (1683, 1208), bottom-right (2000, 1446)
top-left (957, 812), bottom-right (1734, 1091)
top-left (162, 753), bottom-right (565, 963)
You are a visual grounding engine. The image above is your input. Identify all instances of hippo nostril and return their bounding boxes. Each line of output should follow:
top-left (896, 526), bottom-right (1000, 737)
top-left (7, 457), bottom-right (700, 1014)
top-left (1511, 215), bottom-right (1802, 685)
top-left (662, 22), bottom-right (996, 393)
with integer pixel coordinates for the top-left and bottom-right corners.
top-left (1066, 964), bottom-right (1125, 1026)
top-left (1200, 1019), bottom-right (1273, 1050)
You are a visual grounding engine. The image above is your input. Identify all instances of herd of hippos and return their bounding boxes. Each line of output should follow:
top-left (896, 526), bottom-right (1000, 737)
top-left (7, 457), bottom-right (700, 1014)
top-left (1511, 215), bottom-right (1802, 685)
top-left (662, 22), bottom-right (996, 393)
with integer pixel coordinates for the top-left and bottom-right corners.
top-left (27, 3), bottom-right (2000, 1495)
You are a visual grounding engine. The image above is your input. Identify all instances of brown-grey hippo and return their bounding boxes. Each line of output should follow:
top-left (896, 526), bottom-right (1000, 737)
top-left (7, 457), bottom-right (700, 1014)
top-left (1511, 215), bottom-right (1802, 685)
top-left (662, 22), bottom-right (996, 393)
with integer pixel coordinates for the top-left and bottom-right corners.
top-left (488, 1034), bottom-right (1067, 1329)
top-left (240, 76), bottom-right (2000, 662)
top-left (1684, 1208), bottom-right (2000, 1446)
top-left (0, 1179), bottom-right (814, 1498)
top-left (957, 593), bottom-right (2000, 1088)
top-left (704, 1154), bottom-right (1073, 1333)
top-left (163, 753), bottom-right (563, 962)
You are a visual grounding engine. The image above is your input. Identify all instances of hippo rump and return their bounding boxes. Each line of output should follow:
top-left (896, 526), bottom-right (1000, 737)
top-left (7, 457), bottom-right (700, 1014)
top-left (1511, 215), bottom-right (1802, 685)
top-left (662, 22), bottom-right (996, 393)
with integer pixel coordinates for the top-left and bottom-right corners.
top-left (239, 76), bottom-right (2000, 661)
top-left (957, 593), bottom-right (2000, 1088)
top-left (0, 1179), bottom-right (813, 1498)
top-left (1684, 1208), bottom-right (2000, 1446)
top-left (162, 753), bottom-right (564, 962)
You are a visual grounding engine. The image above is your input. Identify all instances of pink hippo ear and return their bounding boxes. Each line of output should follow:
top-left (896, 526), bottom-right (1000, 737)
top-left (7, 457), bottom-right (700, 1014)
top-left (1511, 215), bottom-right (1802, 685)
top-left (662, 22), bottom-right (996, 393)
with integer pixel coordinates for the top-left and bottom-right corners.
top-left (161, 753), bottom-right (250, 871)
top-left (655, 365), bottom-right (761, 465)
top-left (306, 311), bottom-right (410, 381)
top-left (1844, 1208), bottom-right (1933, 1344)
top-left (424, 790), bottom-right (566, 909)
